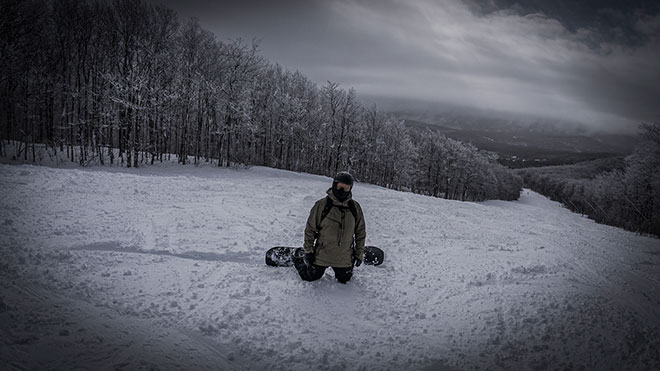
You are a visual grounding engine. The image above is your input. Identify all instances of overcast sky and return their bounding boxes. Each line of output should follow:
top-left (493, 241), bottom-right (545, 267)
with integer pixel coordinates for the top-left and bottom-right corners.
top-left (156, 0), bottom-right (660, 134)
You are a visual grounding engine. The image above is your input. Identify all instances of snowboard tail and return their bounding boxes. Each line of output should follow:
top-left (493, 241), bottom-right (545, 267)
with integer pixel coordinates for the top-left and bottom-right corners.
top-left (265, 246), bottom-right (384, 267)
top-left (265, 246), bottom-right (304, 267)
top-left (363, 246), bottom-right (384, 266)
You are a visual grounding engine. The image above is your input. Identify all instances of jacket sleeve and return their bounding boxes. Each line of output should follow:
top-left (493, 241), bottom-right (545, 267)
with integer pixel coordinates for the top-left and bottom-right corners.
top-left (353, 201), bottom-right (366, 261)
top-left (303, 200), bottom-right (321, 254)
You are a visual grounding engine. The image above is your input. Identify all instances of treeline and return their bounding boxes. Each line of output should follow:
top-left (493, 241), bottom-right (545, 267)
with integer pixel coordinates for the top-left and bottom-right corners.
top-left (0, 0), bottom-right (522, 202)
top-left (517, 123), bottom-right (660, 237)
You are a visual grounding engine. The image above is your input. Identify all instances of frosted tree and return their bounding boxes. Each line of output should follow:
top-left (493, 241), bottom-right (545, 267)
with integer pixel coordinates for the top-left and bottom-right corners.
top-left (1, 0), bottom-right (524, 203)
top-left (217, 38), bottom-right (262, 167)
top-left (624, 125), bottom-right (660, 235)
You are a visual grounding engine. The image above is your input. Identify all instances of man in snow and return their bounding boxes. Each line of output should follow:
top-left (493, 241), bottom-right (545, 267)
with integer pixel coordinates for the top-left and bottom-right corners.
top-left (293, 171), bottom-right (366, 283)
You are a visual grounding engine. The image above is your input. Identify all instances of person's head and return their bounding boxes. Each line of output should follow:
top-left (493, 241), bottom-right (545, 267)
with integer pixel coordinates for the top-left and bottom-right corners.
top-left (332, 171), bottom-right (354, 201)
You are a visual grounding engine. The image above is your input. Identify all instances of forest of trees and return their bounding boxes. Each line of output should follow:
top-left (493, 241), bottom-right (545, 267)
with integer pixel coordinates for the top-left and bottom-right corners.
top-left (517, 122), bottom-right (660, 238)
top-left (0, 0), bottom-right (522, 201)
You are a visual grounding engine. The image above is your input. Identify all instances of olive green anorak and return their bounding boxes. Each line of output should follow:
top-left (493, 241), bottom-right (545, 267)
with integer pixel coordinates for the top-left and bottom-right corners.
top-left (303, 189), bottom-right (366, 268)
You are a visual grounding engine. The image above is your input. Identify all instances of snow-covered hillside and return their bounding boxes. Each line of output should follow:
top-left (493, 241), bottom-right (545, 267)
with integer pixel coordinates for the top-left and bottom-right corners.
top-left (1, 163), bottom-right (659, 370)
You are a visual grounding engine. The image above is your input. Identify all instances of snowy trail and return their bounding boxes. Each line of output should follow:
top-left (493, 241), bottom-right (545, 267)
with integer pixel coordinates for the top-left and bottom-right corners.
top-left (1, 281), bottom-right (249, 371)
top-left (1, 163), bottom-right (659, 370)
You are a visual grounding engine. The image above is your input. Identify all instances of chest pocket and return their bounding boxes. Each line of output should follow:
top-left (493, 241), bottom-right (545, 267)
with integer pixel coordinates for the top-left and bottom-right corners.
top-left (322, 207), bottom-right (356, 247)
top-left (316, 197), bottom-right (359, 248)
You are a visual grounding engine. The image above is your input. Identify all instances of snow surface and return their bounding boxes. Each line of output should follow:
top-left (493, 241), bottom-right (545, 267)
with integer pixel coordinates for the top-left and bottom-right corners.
top-left (1, 163), bottom-right (659, 370)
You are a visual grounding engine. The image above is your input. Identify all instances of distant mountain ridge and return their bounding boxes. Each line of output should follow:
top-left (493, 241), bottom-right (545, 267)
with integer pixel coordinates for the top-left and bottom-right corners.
top-left (398, 117), bottom-right (639, 168)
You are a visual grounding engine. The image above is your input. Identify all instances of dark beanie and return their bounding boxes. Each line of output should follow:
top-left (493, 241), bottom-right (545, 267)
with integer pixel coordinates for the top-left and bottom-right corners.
top-left (333, 171), bottom-right (354, 186)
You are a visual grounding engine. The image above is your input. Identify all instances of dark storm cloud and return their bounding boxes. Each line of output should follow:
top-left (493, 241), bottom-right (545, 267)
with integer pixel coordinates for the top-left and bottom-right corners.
top-left (470, 0), bottom-right (660, 46)
top-left (157, 0), bottom-right (660, 133)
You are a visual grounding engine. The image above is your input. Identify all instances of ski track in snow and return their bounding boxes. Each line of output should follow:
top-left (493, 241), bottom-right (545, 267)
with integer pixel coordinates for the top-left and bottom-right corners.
top-left (1, 163), bottom-right (659, 370)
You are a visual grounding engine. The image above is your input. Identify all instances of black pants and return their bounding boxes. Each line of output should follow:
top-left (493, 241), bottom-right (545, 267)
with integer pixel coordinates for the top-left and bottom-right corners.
top-left (293, 257), bottom-right (353, 283)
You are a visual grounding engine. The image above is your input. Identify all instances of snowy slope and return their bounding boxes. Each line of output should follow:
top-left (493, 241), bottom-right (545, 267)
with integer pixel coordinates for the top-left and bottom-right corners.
top-left (1, 163), bottom-right (659, 371)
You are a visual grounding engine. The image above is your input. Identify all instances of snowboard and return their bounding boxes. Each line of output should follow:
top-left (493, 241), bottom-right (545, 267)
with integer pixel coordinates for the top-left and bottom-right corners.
top-left (265, 246), bottom-right (384, 267)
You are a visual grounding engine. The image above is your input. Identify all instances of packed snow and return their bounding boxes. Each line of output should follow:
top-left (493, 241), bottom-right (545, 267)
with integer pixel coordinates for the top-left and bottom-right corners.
top-left (1, 162), bottom-right (659, 370)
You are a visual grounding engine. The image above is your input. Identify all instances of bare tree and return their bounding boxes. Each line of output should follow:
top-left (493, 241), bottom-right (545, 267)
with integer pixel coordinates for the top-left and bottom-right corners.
top-left (1, 0), bottom-right (524, 204)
